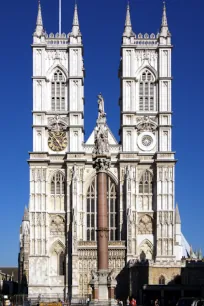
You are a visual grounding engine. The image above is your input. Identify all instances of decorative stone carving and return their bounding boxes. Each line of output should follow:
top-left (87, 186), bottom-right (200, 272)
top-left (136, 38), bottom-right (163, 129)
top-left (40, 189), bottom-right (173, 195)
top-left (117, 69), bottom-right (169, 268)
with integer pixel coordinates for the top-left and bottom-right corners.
top-left (48, 115), bottom-right (68, 131)
top-left (91, 270), bottom-right (98, 282)
top-left (50, 215), bottom-right (65, 235)
top-left (136, 116), bottom-right (157, 133)
top-left (93, 157), bottom-right (111, 172)
top-left (138, 214), bottom-right (153, 234)
top-left (107, 269), bottom-right (116, 282)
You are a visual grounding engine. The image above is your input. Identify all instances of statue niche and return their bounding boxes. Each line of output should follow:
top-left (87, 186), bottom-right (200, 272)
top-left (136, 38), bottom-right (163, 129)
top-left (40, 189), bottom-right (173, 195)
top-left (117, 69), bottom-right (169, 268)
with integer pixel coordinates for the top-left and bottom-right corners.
top-left (139, 239), bottom-right (153, 261)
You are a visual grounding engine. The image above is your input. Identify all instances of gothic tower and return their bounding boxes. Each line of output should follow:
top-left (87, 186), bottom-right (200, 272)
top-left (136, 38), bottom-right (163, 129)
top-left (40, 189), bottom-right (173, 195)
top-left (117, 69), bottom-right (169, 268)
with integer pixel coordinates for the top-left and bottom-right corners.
top-left (28, 1), bottom-right (85, 298)
top-left (118, 3), bottom-right (181, 261)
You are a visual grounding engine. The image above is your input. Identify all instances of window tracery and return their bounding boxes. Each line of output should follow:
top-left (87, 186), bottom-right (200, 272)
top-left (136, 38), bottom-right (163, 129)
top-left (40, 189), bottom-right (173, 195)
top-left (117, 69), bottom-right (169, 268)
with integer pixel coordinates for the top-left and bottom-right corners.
top-left (139, 70), bottom-right (155, 111)
top-left (86, 176), bottom-right (118, 241)
top-left (51, 69), bottom-right (66, 111)
top-left (51, 172), bottom-right (65, 195)
top-left (139, 171), bottom-right (153, 194)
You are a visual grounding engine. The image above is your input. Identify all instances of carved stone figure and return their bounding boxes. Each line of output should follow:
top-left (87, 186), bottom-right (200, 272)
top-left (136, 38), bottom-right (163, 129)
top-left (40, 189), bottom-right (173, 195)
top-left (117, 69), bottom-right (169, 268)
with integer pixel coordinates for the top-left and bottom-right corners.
top-left (136, 116), bottom-right (157, 133)
top-left (107, 269), bottom-right (115, 282)
top-left (91, 270), bottom-right (98, 281)
top-left (97, 93), bottom-right (106, 119)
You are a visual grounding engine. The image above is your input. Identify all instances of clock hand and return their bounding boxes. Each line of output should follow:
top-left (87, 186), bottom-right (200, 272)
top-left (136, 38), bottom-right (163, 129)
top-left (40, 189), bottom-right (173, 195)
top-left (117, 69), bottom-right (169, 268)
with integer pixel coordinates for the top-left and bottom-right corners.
top-left (52, 134), bottom-right (61, 146)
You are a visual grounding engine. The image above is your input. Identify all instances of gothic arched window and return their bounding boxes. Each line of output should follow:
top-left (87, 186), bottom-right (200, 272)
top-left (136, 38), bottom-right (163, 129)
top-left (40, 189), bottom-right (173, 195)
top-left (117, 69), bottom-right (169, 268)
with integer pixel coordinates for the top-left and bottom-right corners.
top-left (51, 172), bottom-right (65, 195)
top-left (139, 70), bottom-right (155, 111)
top-left (159, 275), bottom-right (165, 285)
top-left (51, 69), bottom-right (66, 111)
top-left (139, 170), bottom-right (153, 194)
top-left (86, 176), bottom-right (118, 241)
top-left (86, 177), bottom-right (96, 241)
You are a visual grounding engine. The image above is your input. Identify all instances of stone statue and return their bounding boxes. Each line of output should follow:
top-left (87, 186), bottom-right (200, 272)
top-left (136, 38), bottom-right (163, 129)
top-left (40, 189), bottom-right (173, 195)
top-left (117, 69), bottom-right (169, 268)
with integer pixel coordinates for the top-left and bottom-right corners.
top-left (107, 269), bottom-right (115, 282)
top-left (91, 270), bottom-right (98, 281)
top-left (97, 93), bottom-right (106, 119)
top-left (93, 94), bottom-right (109, 155)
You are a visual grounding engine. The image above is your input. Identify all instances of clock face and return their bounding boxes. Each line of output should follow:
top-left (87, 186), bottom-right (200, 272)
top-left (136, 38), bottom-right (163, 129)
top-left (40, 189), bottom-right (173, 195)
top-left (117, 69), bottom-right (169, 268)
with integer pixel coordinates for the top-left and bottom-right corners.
top-left (137, 132), bottom-right (156, 151)
top-left (48, 131), bottom-right (68, 152)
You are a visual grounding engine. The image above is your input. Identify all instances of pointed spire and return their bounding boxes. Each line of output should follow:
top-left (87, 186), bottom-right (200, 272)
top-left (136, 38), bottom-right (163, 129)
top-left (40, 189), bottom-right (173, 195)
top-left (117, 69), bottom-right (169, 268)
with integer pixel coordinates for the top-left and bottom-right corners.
top-left (71, 4), bottom-right (81, 36)
top-left (175, 203), bottom-right (181, 224)
top-left (162, 1), bottom-right (168, 27)
top-left (123, 3), bottom-right (134, 37)
top-left (34, 0), bottom-right (44, 37)
top-left (160, 1), bottom-right (170, 37)
top-left (23, 206), bottom-right (29, 221)
top-left (198, 248), bottom-right (202, 260)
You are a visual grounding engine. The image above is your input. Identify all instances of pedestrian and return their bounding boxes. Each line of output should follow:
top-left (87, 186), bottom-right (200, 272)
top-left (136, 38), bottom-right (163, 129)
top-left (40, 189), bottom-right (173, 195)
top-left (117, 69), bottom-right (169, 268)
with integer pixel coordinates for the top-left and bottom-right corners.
top-left (154, 299), bottom-right (159, 306)
top-left (86, 297), bottom-right (90, 306)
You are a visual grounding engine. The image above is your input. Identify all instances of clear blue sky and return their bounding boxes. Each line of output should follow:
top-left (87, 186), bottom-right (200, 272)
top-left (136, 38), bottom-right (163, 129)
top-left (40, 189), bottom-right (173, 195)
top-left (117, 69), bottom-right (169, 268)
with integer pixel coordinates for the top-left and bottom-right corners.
top-left (0, 0), bottom-right (203, 266)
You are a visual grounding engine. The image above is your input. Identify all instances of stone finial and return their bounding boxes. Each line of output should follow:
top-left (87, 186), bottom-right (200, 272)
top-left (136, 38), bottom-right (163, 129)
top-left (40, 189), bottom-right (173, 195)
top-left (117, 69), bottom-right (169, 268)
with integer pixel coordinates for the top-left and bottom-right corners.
top-left (23, 206), bottom-right (29, 222)
top-left (175, 203), bottom-right (181, 224)
top-left (162, 1), bottom-right (168, 27)
top-left (34, 0), bottom-right (44, 37)
top-left (160, 1), bottom-right (170, 38)
top-left (71, 4), bottom-right (81, 37)
top-left (123, 3), bottom-right (134, 37)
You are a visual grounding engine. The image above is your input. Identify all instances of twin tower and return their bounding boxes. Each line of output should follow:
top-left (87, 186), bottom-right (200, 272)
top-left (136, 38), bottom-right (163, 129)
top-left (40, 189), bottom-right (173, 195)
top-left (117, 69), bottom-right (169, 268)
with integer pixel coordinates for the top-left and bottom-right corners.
top-left (19, 1), bottom-right (183, 303)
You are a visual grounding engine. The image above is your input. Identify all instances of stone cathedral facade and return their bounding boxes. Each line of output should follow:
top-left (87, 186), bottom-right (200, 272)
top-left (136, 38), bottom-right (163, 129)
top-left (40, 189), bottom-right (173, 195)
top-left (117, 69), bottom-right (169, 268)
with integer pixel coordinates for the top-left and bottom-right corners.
top-left (19, 2), bottom-right (188, 300)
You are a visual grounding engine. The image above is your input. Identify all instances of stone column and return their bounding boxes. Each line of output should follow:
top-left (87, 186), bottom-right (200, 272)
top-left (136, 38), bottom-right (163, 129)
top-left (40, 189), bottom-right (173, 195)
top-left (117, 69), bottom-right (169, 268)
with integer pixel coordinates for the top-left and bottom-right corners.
top-left (97, 171), bottom-right (109, 271)
top-left (92, 156), bottom-right (111, 303)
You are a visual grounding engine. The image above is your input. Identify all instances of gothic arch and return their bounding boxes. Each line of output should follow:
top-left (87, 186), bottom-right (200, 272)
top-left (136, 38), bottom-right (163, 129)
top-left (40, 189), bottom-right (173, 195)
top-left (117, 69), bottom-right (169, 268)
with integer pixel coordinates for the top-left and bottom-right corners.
top-left (84, 170), bottom-right (96, 195)
top-left (139, 239), bottom-right (153, 261)
top-left (50, 239), bottom-right (65, 254)
top-left (46, 64), bottom-right (68, 81)
top-left (84, 170), bottom-right (118, 195)
top-left (48, 169), bottom-right (65, 181)
top-left (50, 240), bottom-right (65, 276)
top-left (138, 169), bottom-right (153, 182)
top-left (106, 170), bottom-right (118, 185)
top-left (159, 275), bottom-right (166, 285)
top-left (136, 64), bottom-right (157, 81)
